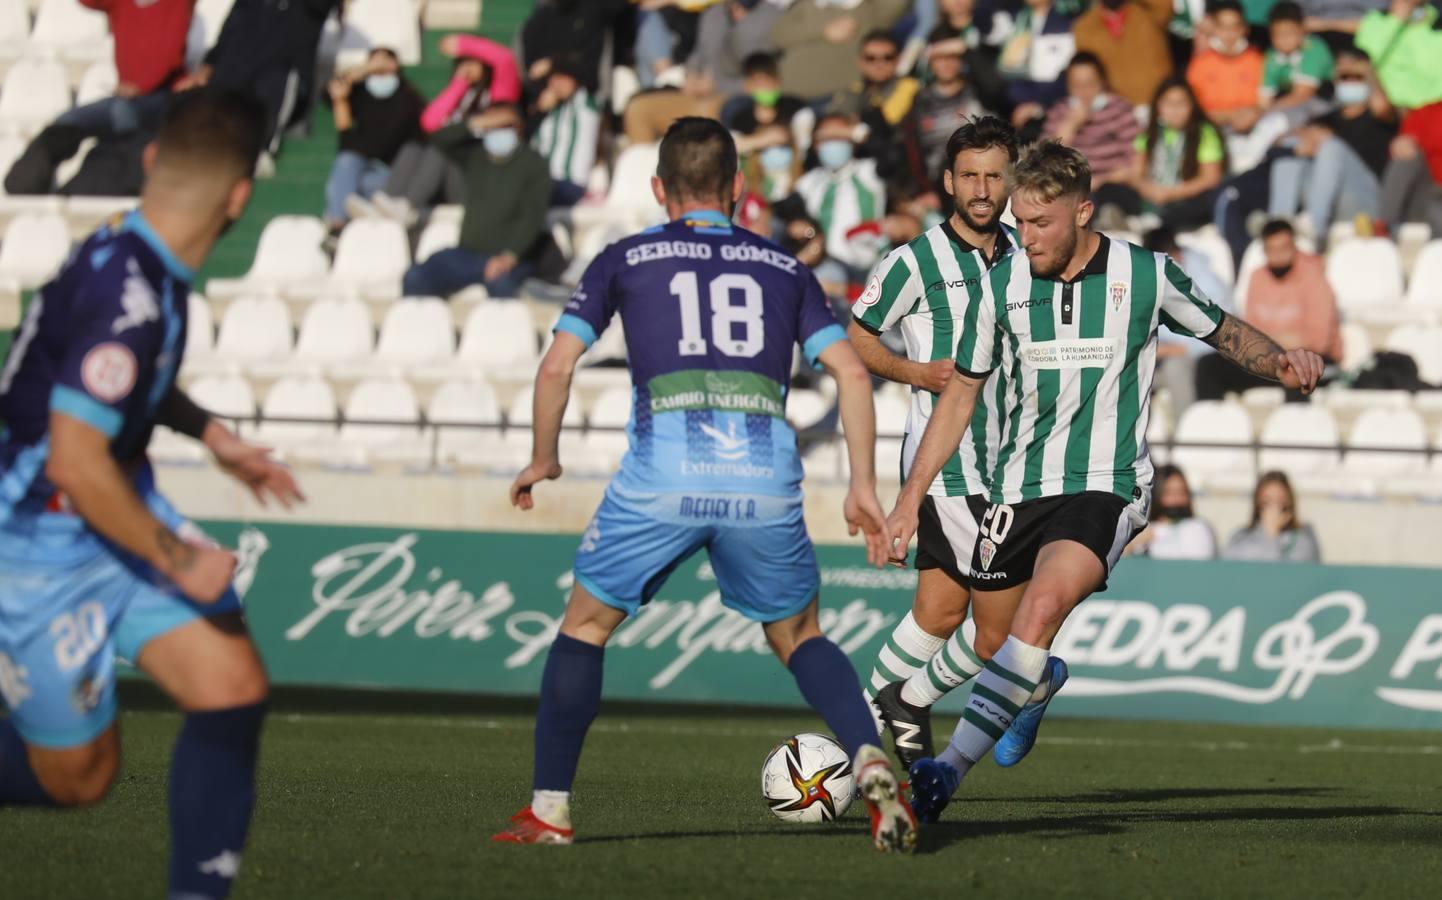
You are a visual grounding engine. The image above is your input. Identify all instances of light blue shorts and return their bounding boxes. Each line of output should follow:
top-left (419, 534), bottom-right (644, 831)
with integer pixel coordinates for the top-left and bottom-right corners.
top-left (0, 489), bottom-right (240, 748)
top-left (572, 484), bottom-right (820, 623)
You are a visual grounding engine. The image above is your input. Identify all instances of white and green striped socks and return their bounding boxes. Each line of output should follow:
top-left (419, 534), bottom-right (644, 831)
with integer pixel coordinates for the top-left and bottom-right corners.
top-left (899, 619), bottom-right (985, 708)
top-left (864, 612), bottom-right (945, 732)
top-left (937, 635), bottom-right (1050, 778)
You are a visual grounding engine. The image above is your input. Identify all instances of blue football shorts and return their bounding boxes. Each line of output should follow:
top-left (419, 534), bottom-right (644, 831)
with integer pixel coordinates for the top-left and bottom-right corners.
top-left (0, 488), bottom-right (241, 748)
top-left (572, 483), bottom-right (821, 623)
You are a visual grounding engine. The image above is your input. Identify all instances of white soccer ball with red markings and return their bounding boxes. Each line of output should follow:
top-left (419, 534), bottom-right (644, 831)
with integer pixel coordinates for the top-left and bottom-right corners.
top-left (761, 732), bottom-right (855, 822)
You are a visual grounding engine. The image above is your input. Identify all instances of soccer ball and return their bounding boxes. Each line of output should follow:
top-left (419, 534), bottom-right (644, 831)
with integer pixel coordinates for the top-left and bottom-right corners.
top-left (761, 732), bottom-right (855, 822)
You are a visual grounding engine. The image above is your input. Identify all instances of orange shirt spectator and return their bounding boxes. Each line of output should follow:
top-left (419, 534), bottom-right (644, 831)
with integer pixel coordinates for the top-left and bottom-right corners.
top-left (1187, 47), bottom-right (1264, 118)
top-left (1245, 222), bottom-right (1343, 361)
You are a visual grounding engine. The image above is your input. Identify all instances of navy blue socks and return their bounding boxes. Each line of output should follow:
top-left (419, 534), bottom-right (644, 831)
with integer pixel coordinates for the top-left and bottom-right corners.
top-left (532, 633), bottom-right (604, 793)
top-left (168, 702), bottom-right (266, 900)
top-left (788, 636), bottom-right (879, 758)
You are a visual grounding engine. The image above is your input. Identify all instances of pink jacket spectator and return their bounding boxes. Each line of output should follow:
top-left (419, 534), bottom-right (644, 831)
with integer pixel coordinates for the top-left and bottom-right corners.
top-left (420, 35), bottom-right (521, 133)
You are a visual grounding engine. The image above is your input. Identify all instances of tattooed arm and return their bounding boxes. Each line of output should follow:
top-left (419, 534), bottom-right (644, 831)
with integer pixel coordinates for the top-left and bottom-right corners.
top-left (47, 412), bottom-right (237, 603)
top-left (1202, 313), bottom-right (1326, 394)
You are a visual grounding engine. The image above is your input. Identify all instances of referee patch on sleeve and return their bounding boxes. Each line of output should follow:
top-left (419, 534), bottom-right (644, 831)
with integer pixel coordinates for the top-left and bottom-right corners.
top-left (81, 342), bottom-right (138, 404)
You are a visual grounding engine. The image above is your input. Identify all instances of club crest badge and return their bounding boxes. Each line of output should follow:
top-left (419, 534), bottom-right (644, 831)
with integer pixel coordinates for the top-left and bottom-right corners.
top-left (979, 537), bottom-right (997, 571)
top-left (1110, 281), bottom-right (1128, 312)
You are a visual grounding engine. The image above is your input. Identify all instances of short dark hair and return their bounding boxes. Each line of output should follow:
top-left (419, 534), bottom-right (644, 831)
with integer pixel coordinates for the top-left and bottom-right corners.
top-left (860, 29), bottom-right (899, 52)
top-left (370, 47), bottom-right (400, 63)
top-left (1334, 40), bottom-right (1368, 64)
top-left (1268, 1), bottom-right (1304, 24)
top-left (484, 101), bottom-right (523, 122)
top-left (742, 52), bottom-right (779, 80)
top-left (1067, 51), bottom-right (1109, 86)
top-left (1010, 139), bottom-right (1091, 202)
top-left (927, 24), bottom-right (964, 45)
top-left (153, 88), bottom-right (266, 178)
top-left (944, 116), bottom-right (1019, 171)
top-left (813, 110), bottom-right (855, 135)
top-left (657, 116), bottom-right (737, 204)
top-left (1208, 0), bottom-right (1245, 17)
top-left (1261, 218), bottom-right (1295, 239)
top-left (1143, 226), bottom-right (1180, 256)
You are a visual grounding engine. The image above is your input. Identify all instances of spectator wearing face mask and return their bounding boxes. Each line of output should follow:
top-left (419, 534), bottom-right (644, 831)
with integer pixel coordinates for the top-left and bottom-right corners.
top-left (997, 0), bottom-right (1077, 128)
top-left (741, 125), bottom-right (802, 202)
top-left (323, 49), bottom-right (424, 237)
top-left (400, 103), bottom-right (551, 299)
top-left (790, 112), bottom-right (886, 280)
top-left (1072, 0), bottom-right (1174, 108)
top-left (900, 26), bottom-right (989, 203)
top-left (1198, 218), bottom-right (1339, 398)
top-left (1124, 465), bottom-right (1218, 559)
top-left (723, 53), bottom-right (806, 134)
top-left (1356, 0), bottom-right (1442, 110)
top-left (1044, 54), bottom-right (1140, 196)
top-left (529, 57), bottom-right (601, 207)
top-left (771, 0), bottom-right (913, 102)
top-left (1223, 471), bottom-right (1321, 562)
top-left (1269, 45), bottom-right (1395, 240)
top-left (1188, 1), bottom-right (1269, 167)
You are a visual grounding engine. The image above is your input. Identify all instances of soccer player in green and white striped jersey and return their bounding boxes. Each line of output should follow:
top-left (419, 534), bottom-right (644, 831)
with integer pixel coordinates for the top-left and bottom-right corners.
top-left (849, 118), bottom-right (1061, 772)
top-left (887, 141), bottom-right (1325, 822)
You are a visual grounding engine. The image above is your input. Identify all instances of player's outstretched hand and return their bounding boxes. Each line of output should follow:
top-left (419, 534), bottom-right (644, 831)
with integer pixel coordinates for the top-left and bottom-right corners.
top-left (843, 487), bottom-right (890, 569)
top-left (172, 545), bottom-right (238, 605)
top-left (511, 460), bottom-right (563, 510)
top-left (883, 501), bottom-right (919, 569)
top-left (210, 434), bottom-right (305, 509)
top-left (1276, 349), bottom-right (1325, 395)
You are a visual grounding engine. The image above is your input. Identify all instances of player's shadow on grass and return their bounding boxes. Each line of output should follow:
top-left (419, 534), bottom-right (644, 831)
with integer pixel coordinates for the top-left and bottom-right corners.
top-left (918, 802), bottom-right (1411, 854)
top-left (980, 785), bottom-right (1339, 806)
top-left (577, 825), bottom-right (869, 845)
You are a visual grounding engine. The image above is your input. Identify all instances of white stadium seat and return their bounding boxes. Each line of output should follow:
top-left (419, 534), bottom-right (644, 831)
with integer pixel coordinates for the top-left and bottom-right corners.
top-left (340, 0), bottom-right (423, 66)
top-left (786, 388), bottom-right (830, 432)
top-left (876, 391), bottom-right (909, 439)
top-left (1325, 238), bottom-right (1405, 317)
top-left (152, 374), bottom-right (256, 465)
top-left (504, 385), bottom-right (583, 469)
top-left (334, 297), bottom-right (453, 379)
top-left (206, 216), bottom-right (330, 300)
top-left (308, 218), bottom-right (410, 301)
top-left (0, 211), bottom-right (68, 288)
top-left (414, 217), bottom-right (459, 264)
top-left (1342, 408), bottom-right (1428, 478)
top-left (1385, 324), bottom-right (1442, 385)
top-left (429, 379), bottom-right (503, 464)
top-left (420, 300), bottom-right (537, 378)
top-left (0, 2), bottom-right (30, 63)
top-left (1338, 322), bottom-right (1373, 372)
top-left (30, 0), bottom-right (109, 64)
top-left (74, 59), bottom-right (116, 107)
top-left (1177, 227), bottom-right (1234, 290)
top-left (253, 296), bottom-right (373, 378)
top-left (184, 293), bottom-right (215, 362)
top-left (328, 377), bottom-right (426, 464)
top-left (1258, 404), bottom-right (1341, 475)
top-left (569, 143), bottom-right (663, 261)
top-left (1405, 240), bottom-right (1442, 311)
top-left (1171, 400), bottom-right (1254, 486)
top-left (207, 296), bottom-right (294, 369)
top-left (254, 376), bottom-right (338, 455)
top-left (0, 57), bottom-right (69, 136)
top-left (573, 386), bottom-right (631, 475)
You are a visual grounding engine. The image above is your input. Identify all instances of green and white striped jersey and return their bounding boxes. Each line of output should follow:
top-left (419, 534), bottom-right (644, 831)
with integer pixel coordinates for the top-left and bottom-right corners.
top-left (851, 220), bottom-right (1016, 498)
top-left (794, 159), bottom-right (886, 271)
top-left (957, 235), bottom-right (1224, 505)
top-left (533, 89), bottom-right (601, 187)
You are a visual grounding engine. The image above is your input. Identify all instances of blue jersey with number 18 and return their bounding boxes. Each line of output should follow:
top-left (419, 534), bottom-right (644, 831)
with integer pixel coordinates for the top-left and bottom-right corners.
top-left (556, 210), bottom-right (846, 498)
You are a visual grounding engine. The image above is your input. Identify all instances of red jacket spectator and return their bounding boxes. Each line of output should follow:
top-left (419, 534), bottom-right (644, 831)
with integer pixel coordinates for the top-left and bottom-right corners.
top-left (1400, 101), bottom-right (1442, 184)
top-left (80, 0), bottom-right (194, 95)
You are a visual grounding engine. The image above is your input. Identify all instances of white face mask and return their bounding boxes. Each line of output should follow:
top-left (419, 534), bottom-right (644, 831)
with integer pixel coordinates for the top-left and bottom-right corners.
top-left (1208, 35), bottom-right (1248, 56)
top-left (483, 127), bottom-right (519, 158)
top-left (366, 74), bottom-right (400, 99)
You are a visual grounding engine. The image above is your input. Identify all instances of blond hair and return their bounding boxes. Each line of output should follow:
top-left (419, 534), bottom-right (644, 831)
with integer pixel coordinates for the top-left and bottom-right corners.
top-left (1008, 140), bottom-right (1091, 203)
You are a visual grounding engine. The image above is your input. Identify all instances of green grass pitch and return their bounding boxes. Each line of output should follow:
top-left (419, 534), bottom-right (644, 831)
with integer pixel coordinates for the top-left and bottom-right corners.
top-left (3, 691), bottom-right (1441, 899)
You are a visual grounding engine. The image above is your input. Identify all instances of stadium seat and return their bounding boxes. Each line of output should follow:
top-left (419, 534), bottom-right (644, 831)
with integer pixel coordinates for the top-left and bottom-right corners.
top-left (1404, 240), bottom-right (1442, 312)
top-left (574, 386), bottom-right (631, 475)
top-left (414, 217), bottom-right (459, 264)
top-left (416, 299), bottom-right (537, 380)
top-left (252, 296), bottom-right (373, 379)
top-left (429, 378), bottom-right (503, 466)
top-left (298, 218), bottom-right (410, 302)
top-left (0, 57), bottom-right (69, 137)
top-left (503, 385), bottom-right (584, 470)
top-left (203, 295), bottom-right (294, 372)
top-left (206, 216), bottom-right (330, 301)
top-left (1171, 400), bottom-right (1254, 488)
top-left (334, 297), bottom-right (453, 380)
top-left (568, 142), bottom-right (662, 262)
top-left (1341, 407), bottom-right (1428, 483)
top-left (1338, 322), bottom-right (1373, 372)
top-left (0, 2), bottom-right (29, 65)
top-left (786, 388), bottom-right (830, 432)
top-left (1177, 227), bottom-right (1235, 290)
top-left (253, 376), bottom-right (338, 456)
top-left (151, 373), bottom-right (256, 465)
top-left (326, 377), bottom-right (427, 465)
top-left (29, 0), bottom-right (109, 67)
top-left (582, 318), bottom-right (627, 366)
top-left (74, 59), bottom-right (115, 106)
top-left (1385, 324), bottom-right (1442, 385)
top-left (338, 0), bottom-right (423, 67)
top-left (184, 292), bottom-right (214, 363)
top-left (876, 390), bottom-right (909, 439)
top-left (1325, 238), bottom-right (1405, 320)
top-left (1257, 404), bottom-right (1341, 475)
top-left (0, 210), bottom-right (68, 288)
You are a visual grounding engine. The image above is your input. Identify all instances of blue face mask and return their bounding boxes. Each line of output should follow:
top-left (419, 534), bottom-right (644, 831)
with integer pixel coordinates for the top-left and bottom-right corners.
top-left (1335, 80), bottom-right (1371, 106)
top-left (366, 74), bottom-right (400, 99)
top-left (759, 145), bottom-right (793, 172)
top-left (817, 140), bottom-right (854, 171)
top-left (483, 127), bottom-right (520, 157)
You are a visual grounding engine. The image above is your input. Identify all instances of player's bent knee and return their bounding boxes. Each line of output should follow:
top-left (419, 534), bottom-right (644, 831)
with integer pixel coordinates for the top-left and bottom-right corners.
top-left (1019, 588), bottom-right (1074, 635)
top-left (33, 734), bottom-right (120, 807)
top-left (973, 626), bottom-right (1007, 661)
top-left (914, 604), bottom-right (965, 637)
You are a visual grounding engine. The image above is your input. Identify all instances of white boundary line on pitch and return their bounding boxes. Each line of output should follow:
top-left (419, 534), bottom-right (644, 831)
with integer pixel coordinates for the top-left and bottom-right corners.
top-left (117, 710), bottom-right (1442, 756)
